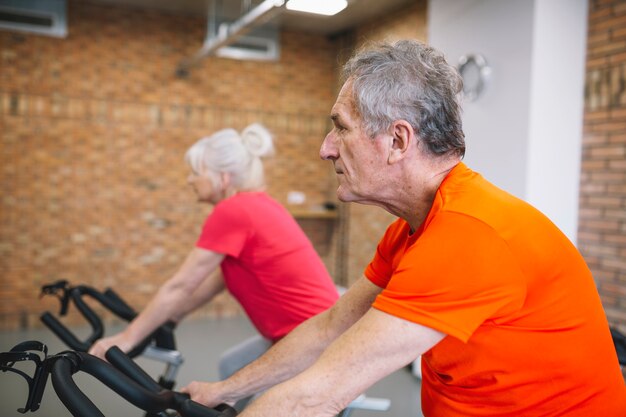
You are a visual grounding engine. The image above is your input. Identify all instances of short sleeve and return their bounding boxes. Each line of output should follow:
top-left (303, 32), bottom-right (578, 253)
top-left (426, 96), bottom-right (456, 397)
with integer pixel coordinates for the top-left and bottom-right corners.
top-left (372, 212), bottom-right (526, 343)
top-left (365, 218), bottom-right (409, 288)
top-left (196, 201), bottom-right (251, 258)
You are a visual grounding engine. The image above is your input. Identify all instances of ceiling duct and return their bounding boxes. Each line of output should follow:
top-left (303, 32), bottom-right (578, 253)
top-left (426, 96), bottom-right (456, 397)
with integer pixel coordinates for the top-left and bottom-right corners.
top-left (176, 0), bottom-right (286, 77)
top-left (213, 19), bottom-right (280, 62)
top-left (0, 0), bottom-right (67, 38)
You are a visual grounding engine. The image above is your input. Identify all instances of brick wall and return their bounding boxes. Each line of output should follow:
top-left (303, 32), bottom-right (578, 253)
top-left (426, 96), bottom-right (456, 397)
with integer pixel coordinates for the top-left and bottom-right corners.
top-left (0, 0), bottom-right (339, 329)
top-left (0, 0), bottom-right (429, 331)
top-left (580, 0), bottom-right (626, 332)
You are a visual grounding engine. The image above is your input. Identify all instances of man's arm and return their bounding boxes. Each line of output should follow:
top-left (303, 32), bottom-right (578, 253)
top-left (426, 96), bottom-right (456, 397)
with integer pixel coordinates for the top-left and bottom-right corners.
top-left (182, 276), bottom-right (382, 407)
top-left (241, 308), bottom-right (445, 417)
top-left (89, 247), bottom-right (225, 359)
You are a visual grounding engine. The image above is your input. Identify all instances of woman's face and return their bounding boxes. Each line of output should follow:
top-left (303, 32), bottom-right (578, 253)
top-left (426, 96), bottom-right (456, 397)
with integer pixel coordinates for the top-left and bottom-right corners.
top-left (187, 168), bottom-right (222, 204)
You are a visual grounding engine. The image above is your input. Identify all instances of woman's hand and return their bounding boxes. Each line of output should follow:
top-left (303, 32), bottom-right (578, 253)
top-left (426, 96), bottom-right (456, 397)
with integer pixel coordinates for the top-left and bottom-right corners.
top-left (88, 333), bottom-right (135, 360)
top-left (88, 249), bottom-right (225, 361)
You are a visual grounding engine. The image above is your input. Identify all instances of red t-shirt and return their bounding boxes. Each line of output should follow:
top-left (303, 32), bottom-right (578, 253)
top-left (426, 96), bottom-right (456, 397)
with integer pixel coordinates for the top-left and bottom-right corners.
top-left (196, 192), bottom-right (338, 341)
top-left (366, 163), bottom-right (626, 416)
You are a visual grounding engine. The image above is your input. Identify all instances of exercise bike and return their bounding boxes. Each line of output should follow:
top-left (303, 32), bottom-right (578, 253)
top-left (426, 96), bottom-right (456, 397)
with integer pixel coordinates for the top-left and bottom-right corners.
top-left (0, 340), bottom-right (236, 417)
top-left (37, 280), bottom-right (390, 416)
top-left (39, 280), bottom-right (183, 391)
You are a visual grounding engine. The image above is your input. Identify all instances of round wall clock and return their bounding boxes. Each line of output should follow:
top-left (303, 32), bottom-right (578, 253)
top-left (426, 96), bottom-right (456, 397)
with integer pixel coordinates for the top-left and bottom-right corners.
top-left (458, 54), bottom-right (491, 102)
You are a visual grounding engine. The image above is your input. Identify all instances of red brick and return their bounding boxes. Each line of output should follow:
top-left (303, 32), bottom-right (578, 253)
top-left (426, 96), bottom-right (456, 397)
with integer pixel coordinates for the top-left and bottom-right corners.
top-left (590, 144), bottom-right (626, 158)
top-left (589, 39), bottom-right (626, 55)
top-left (0, 0), bottom-right (428, 330)
top-left (585, 110), bottom-right (611, 122)
top-left (586, 55), bottom-right (610, 69)
top-left (590, 5), bottom-right (614, 23)
top-left (615, 1), bottom-right (626, 15)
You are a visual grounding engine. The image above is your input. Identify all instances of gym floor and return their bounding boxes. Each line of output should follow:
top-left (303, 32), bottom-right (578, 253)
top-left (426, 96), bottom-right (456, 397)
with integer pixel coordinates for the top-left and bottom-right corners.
top-left (0, 316), bottom-right (423, 417)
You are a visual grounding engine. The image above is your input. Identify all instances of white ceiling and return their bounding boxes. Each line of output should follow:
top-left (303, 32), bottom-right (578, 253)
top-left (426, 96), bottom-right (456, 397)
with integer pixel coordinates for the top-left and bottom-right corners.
top-left (88, 0), bottom-right (418, 36)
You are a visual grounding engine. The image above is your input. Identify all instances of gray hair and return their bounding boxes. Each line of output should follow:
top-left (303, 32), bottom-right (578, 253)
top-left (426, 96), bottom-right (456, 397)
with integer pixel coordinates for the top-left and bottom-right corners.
top-left (342, 40), bottom-right (465, 157)
top-left (185, 123), bottom-right (274, 190)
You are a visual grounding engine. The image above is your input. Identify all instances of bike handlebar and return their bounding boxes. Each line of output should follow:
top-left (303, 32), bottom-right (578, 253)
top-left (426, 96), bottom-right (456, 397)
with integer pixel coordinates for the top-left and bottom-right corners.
top-left (1, 342), bottom-right (236, 417)
top-left (53, 352), bottom-right (177, 415)
top-left (39, 280), bottom-right (176, 356)
top-left (101, 288), bottom-right (137, 320)
top-left (55, 351), bottom-right (236, 417)
top-left (105, 347), bottom-right (236, 417)
top-left (40, 311), bottom-right (95, 352)
top-left (106, 345), bottom-right (164, 393)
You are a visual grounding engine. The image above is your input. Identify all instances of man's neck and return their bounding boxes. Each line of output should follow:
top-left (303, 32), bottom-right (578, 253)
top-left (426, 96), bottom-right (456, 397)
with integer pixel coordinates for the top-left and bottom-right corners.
top-left (392, 158), bottom-right (460, 232)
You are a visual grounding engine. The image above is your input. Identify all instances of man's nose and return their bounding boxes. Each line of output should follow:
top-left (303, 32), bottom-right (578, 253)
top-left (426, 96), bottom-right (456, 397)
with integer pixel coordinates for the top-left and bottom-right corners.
top-left (320, 132), bottom-right (338, 160)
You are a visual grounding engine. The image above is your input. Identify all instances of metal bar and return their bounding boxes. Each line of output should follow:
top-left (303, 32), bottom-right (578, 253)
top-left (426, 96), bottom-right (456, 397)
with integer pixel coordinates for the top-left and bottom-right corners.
top-left (142, 346), bottom-right (184, 366)
top-left (177, 0), bottom-right (286, 74)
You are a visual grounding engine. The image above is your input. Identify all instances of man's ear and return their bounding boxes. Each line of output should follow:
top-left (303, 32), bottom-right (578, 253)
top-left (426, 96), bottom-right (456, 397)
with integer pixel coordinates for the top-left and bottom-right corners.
top-left (388, 120), bottom-right (414, 164)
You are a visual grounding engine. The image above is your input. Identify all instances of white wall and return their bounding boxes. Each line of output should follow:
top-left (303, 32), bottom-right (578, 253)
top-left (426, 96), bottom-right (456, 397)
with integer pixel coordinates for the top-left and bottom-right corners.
top-left (428, 0), bottom-right (588, 244)
top-left (526, 0), bottom-right (587, 246)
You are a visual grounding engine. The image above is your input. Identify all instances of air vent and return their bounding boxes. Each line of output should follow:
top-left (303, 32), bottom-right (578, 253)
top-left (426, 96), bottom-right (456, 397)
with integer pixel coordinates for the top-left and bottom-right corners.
top-left (215, 32), bottom-right (280, 61)
top-left (211, 20), bottom-right (280, 62)
top-left (0, 0), bottom-right (67, 38)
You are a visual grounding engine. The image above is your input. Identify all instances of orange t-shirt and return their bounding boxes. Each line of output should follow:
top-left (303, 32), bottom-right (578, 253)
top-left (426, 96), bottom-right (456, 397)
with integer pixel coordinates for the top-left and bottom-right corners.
top-left (366, 162), bottom-right (626, 417)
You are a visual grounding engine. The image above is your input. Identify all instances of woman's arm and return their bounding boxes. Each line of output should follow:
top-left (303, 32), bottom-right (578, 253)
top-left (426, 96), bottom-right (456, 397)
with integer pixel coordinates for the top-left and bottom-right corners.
top-left (182, 276), bottom-right (383, 407)
top-left (88, 247), bottom-right (225, 359)
top-left (169, 268), bottom-right (226, 323)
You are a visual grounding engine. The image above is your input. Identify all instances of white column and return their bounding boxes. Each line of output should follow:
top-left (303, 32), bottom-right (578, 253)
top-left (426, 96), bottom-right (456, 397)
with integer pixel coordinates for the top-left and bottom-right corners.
top-left (428, 0), bottom-right (588, 244)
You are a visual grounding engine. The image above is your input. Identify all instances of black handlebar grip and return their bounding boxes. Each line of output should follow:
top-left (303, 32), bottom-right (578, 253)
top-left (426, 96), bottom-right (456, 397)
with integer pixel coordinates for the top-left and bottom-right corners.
top-left (72, 285), bottom-right (136, 322)
top-left (105, 346), bottom-right (163, 393)
top-left (79, 353), bottom-right (174, 412)
top-left (40, 312), bottom-right (91, 352)
top-left (102, 288), bottom-right (137, 320)
top-left (51, 357), bottom-right (106, 417)
top-left (215, 403), bottom-right (238, 417)
top-left (154, 321), bottom-right (177, 351)
top-left (178, 399), bottom-right (236, 417)
top-left (70, 289), bottom-right (104, 345)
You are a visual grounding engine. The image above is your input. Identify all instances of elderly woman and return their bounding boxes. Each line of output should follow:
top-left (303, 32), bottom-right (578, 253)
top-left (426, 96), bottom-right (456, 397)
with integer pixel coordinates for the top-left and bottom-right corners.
top-left (89, 123), bottom-right (338, 405)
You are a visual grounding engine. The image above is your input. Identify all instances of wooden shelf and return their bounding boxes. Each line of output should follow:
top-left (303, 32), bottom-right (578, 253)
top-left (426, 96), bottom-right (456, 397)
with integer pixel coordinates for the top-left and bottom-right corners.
top-left (288, 207), bottom-right (339, 220)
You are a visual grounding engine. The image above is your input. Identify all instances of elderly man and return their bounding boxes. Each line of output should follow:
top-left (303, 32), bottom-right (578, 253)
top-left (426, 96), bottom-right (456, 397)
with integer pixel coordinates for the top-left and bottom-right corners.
top-left (183, 40), bottom-right (626, 417)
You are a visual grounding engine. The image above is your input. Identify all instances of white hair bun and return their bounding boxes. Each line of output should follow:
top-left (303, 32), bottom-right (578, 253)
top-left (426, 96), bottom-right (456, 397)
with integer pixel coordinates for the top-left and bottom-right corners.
top-left (241, 123), bottom-right (274, 158)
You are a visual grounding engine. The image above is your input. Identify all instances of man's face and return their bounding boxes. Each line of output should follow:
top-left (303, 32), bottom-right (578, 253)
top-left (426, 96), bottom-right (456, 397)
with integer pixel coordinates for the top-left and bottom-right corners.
top-left (320, 80), bottom-right (389, 203)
